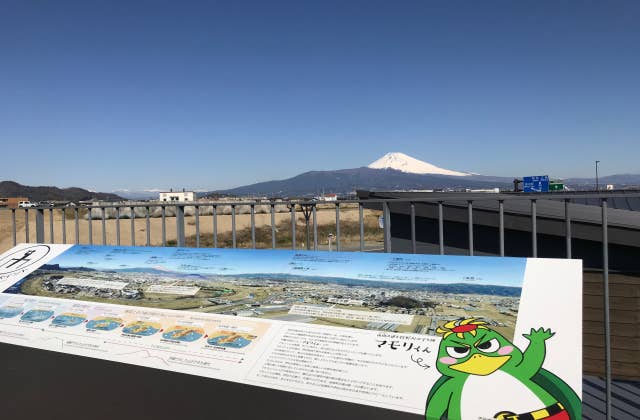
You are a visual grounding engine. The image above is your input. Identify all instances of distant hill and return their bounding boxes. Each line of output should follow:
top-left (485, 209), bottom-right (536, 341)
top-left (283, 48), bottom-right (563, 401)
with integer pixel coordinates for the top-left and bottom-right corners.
top-left (209, 167), bottom-right (513, 197)
top-left (0, 181), bottom-right (123, 202)
top-left (208, 150), bottom-right (640, 197)
top-left (227, 273), bottom-right (523, 296)
top-left (564, 174), bottom-right (640, 189)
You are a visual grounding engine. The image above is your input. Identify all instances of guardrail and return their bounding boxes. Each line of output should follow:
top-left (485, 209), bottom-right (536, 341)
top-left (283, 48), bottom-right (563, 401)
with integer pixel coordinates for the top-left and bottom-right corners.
top-left (3, 201), bottom-right (376, 251)
top-left (2, 190), bottom-right (639, 420)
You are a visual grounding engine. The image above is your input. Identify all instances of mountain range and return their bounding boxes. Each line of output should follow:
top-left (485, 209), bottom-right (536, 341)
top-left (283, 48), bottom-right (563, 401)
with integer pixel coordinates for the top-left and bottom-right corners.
top-left (209, 152), bottom-right (640, 197)
top-left (0, 181), bottom-right (122, 202)
top-left (3, 153), bottom-right (639, 200)
top-left (209, 167), bottom-right (513, 197)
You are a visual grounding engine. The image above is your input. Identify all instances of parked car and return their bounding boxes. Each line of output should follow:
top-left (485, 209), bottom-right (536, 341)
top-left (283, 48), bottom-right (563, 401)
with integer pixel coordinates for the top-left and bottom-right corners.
top-left (18, 201), bottom-right (37, 208)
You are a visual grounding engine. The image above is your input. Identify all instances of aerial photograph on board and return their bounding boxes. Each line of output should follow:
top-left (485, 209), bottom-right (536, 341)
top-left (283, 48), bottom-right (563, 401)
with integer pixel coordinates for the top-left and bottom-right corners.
top-left (2, 245), bottom-right (525, 339)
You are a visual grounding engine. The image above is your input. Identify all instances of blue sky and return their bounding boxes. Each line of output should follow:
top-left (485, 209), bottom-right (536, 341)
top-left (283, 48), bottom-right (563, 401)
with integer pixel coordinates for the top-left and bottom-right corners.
top-left (48, 246), bottom-right (526, 287)
top-left (1, 1), bottom-right (638, 191)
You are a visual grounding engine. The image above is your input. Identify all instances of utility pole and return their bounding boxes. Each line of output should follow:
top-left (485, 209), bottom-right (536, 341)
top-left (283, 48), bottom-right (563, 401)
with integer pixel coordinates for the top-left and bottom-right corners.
top-left (595, 160), bottom-right (600, 191)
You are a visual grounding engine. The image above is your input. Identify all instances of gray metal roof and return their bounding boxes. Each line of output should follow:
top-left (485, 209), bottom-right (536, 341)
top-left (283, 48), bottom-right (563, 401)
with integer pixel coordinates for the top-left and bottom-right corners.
top-left (358, 191), bottom-right (640, 230)
top-left (561, 195), bottom-right (640, 212)
top-left (583, 376), bottom-right (640, 419)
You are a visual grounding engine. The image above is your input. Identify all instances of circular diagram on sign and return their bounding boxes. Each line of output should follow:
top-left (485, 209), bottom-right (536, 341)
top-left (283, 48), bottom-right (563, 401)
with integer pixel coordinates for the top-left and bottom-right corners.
top-left (86, 317), bottom-right (122, 331)
top-left (0, 245), bottom-right (51, 275)
top-left (52, 312), bottom-right (86, 327)
top-left (206, 330), bottom-right (257, 348)
top-left (122, 321), bottom-right (161, 336)
top-left (0, 305), bottom-right (22, 319)
top-left (21, 309), bottom-right (54, 322)
top-left (162, 326), bottom-right (204, 342)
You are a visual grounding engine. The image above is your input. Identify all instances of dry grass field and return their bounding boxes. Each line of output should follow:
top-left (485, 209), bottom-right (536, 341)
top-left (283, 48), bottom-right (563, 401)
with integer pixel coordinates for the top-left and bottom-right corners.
top-left (0, 205), bottom-right (383, 253)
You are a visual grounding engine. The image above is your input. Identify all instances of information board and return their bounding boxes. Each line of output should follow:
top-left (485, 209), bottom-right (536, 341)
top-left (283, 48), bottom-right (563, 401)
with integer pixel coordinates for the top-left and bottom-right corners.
top-left (523, 175), bottom-right (550, 193)
top-left (0, 244), bottom-right (582, 419)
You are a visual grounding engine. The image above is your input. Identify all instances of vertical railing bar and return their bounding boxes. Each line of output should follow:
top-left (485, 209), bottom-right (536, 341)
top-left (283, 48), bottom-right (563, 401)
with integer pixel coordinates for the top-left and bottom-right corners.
top-left (24, 209), bottom-right (29, 243)
top-left (382, 201), bottom-right (391, 253)
top-left (160, 206), bottom-right (166, 247)
top-left (212, 205), bottom-right (217, 248)
top-left (291, 204), bottom-right (296, 250)
top-left (146, 206), bottom-right (151, 247)
top-left (531, 199), bottom-right (537, 258)
top-left (101, 207), bottom-right (107, 245)
top-left (11, 209), bottom-right (17, 246)
top-left (35, 208), bottom-right (44, 243)
top-left (499, 200), bottom-right (505, 257)
top-left (270, 204), bottom-right (276, 249)
top-left (304, 206), bottom-right (311, 251)
top-left (312, 204), bottom-right (318, 251)
top-left (359, 203), bottom-right (364, 252)
top-left (195, 206), bottom-right (200, 248)
top-left (74, 207), bottom-right (79, 244)
top-left (130, 207), bottom-right (135, 246)
top-left (116, 206), bottom-right (121, 246)
top-left (251, 205), bottom-right (256, 249)
top-left (335, 203), bottom-right (340, 252)
top-left (88, 207), bottom-right (93, 245)
top-left (231, 205), bottom-right (237, 248)
top-left (438, 202), bottom-right (444, 255)
top-left (49, 208), bottom-right (54, 243)
top-left (467, 200), bottom-right (473, 256)
top-left (565, 199), bottom-right (572, 259)
top-left (61, 208), bottom-right (66, 244)
top-left (602, 198), bottom-right (612, 420)
top-left (176, 205), bottom-right (185, 247)
top-left (410, 202), bottom-right (416, 254)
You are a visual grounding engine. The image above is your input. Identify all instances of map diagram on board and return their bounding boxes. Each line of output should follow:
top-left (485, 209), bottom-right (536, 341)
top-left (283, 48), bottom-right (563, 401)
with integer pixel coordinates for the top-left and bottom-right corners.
top-left (2, 245), bottom-right (525, 340)
top-left (0, 244), bottom-right (582, 419)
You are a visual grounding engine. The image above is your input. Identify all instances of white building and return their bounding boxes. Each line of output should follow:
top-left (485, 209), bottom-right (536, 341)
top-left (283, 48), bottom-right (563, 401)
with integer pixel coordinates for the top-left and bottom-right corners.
top-left (159, 190), bottom-right (196, 202)
top-left (327, 297), bottom-right (365, 306)
top-left (314, 193), bottom-right (338, 202)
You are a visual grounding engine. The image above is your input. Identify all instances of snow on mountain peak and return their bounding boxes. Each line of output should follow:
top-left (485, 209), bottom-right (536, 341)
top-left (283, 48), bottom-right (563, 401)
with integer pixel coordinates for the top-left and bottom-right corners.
top-left (368, 152), bottom-right (470, 176)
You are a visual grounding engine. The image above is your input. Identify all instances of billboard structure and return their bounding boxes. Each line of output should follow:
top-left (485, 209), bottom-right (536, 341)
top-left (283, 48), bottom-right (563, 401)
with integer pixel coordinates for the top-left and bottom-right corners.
top-left (0, 244), bottom-right (582, 419)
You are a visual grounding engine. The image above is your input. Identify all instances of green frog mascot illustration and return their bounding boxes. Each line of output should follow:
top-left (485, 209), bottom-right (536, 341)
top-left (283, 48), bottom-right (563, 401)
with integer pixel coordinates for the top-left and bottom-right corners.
top-left (425, 318), bottom-right (580, 420)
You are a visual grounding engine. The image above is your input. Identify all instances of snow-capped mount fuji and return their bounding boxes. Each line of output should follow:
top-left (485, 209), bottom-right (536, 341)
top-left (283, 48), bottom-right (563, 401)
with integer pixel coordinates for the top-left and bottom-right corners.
top-left (209, 152), bottom-right (510, 197)
top-left (368, 152), bottom-right (471, 176)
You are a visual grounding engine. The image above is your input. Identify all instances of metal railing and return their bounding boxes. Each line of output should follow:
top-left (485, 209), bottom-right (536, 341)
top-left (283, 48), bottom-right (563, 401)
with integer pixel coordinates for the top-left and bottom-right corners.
top-left (2, 190), bottom-right (639, 419)
top-left (4, 201), bottom-right (384, 252)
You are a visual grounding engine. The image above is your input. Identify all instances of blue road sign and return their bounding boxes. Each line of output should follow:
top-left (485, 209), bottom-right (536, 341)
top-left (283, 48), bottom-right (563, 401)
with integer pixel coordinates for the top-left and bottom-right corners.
top-left (523, 175), bottom-right (549, 193)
